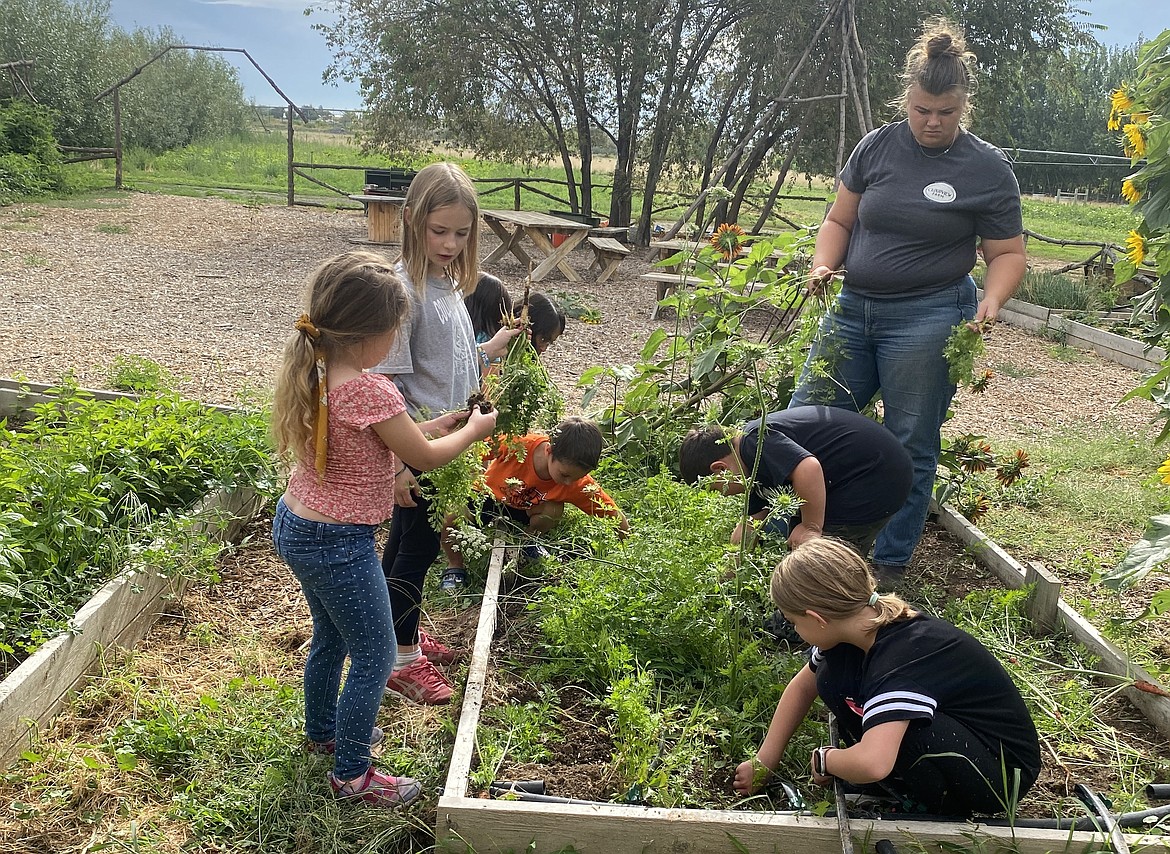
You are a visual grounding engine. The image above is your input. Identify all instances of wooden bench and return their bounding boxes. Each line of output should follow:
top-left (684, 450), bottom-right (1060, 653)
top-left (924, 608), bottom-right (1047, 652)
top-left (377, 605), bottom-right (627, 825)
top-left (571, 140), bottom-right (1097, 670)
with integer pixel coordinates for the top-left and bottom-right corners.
top-left (587, 236), bottom-right (632, 284)
top-left (589, 225), bottom-right (630, 241)
top-left (640, 270), bottom-right (704, 320)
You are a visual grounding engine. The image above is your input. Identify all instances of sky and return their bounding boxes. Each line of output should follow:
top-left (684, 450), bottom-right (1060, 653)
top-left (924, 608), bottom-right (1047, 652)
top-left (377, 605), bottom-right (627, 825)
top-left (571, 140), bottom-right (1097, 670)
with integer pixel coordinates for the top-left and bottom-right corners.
top-left (105, 0), bottom-right (1161, 114)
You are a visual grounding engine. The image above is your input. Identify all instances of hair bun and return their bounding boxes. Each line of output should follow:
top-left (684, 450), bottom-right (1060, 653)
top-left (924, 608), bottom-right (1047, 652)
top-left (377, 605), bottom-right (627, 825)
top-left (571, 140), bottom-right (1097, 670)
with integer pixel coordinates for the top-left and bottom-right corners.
top-left (926, 33), bottom-right (954, 58)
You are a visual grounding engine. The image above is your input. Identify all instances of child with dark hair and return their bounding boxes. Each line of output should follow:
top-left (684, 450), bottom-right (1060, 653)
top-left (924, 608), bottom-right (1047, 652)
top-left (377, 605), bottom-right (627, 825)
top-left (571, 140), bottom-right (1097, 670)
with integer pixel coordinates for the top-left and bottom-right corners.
top-left (733, 538), bottom-right (1040, 818)
top-left (464, 272), bottom-right (513, 343)
top-left (525, 292), bottom-right (567, 354)
top-left (439, 415), bottom-right (629, 590)
top-left (466, 279), bottom-right (565, 356)
top-left (678, 406), bottom-right (911, 565)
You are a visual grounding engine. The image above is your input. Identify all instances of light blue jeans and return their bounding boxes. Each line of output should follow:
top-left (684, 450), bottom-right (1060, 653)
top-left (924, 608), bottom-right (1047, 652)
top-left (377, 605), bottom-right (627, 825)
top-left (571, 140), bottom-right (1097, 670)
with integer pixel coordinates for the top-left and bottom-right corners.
top-left (272, 497), bottom-right (396, 780)
top-left (789, 277), bottom-right (976, 567)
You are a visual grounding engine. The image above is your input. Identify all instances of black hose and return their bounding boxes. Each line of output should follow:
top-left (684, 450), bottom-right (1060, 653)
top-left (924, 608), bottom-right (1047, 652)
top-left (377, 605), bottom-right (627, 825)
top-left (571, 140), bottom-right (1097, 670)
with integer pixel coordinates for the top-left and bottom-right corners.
top-left (1076, 784), bottom-right (1131, 854)
top-left (1147, 784), bottom-right (1170, 801)
top-left (874, 841), bottom-right (899, 854)
top-left (874, 802), bottom-right (1170, 831)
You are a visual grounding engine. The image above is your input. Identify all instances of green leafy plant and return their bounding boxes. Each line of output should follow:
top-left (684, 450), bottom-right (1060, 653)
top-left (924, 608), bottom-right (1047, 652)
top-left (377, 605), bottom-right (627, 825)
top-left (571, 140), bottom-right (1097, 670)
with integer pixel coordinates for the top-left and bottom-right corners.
top-left (943, 322), bottom-right (987, 387)
top-left (107, 354), bottom-right (175, 393)
top-left (0, 381), bottom-right (275, 664)
top-left (578, 232), bottom-right (820, 469)
top-left (484, 292), bottom-right (564, 438)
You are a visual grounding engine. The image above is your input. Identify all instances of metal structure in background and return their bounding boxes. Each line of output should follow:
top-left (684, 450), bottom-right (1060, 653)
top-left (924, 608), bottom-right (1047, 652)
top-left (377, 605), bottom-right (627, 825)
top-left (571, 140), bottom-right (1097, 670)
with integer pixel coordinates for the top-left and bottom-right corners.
top-left (94, 46), bottom-right (307, 202)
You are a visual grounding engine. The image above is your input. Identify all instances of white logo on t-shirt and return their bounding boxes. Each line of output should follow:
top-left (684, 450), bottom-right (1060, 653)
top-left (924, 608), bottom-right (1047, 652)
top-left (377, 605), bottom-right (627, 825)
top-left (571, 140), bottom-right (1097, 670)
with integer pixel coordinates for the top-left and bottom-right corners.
top-left (923, 182), bottom-right (957, 203)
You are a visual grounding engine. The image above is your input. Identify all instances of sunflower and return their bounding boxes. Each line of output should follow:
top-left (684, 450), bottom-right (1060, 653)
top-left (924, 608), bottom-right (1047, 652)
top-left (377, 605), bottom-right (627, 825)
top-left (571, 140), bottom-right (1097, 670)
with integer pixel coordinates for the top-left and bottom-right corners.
top-left (710, 222), bottom-right (747, 259)
top-left (1121, 178), bottom-right (1142, 205)
top-left (1108, 87), bottom-right (1133, 131)
top-left (1159, 457), bottom-right (1170, 485)
top-left (1126, 230), bottom-right (1146, 266)
top-left (1122, 123), bottom-right (1147, 159)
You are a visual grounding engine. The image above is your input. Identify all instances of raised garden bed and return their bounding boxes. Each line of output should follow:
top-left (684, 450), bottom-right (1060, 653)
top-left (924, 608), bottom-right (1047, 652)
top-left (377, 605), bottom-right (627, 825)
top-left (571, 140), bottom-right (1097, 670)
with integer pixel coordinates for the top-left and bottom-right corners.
top-left (435, 507), bottom-right (1169, 854)
top-left (0, 380), bottom-right (267, 766)
top-left (992, 293), bottom-right (1167, 372)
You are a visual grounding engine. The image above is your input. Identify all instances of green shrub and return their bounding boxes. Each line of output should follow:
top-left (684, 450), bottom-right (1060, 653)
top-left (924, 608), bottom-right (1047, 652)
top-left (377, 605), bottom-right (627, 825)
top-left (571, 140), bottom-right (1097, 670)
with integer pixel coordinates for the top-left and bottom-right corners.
top-left (0, 381), bottom-right (275, 664)
top-left (1014, 269), bottom-right (1109, 311)
top-left (0, 100), bottom-right (65, 203)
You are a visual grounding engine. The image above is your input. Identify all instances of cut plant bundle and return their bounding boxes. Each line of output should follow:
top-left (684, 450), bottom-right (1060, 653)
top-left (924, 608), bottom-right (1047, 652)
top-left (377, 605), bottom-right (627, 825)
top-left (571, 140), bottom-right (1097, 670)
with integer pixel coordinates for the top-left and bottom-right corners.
top-left (483, 287), bottom-right (563, 439)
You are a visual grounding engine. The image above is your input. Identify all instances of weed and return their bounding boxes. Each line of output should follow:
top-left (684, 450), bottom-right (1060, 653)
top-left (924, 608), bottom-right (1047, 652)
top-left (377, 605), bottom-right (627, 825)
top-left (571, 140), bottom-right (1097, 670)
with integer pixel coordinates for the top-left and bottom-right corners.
top-left (22, 253), bottom-right (46, 267)
top-left (1049, 343), bottom-right (1089, 362)
top-left (95, 222), bottom-right (129, 235)
top-left (990, 360), bottom-right (1035, 379)
top-left (107, 354), bottom-right (175, 393)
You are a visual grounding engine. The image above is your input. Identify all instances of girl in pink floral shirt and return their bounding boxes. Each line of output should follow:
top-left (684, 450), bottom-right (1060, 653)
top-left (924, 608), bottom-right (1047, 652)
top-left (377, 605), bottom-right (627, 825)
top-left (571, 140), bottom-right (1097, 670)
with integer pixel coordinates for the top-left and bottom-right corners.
top-left (271, 251), bottom-right (496, 808)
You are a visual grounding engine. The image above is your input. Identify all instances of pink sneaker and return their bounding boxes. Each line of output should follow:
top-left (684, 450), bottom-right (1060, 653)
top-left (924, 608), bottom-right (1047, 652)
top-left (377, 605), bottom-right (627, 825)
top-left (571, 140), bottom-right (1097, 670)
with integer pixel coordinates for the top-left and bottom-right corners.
top-left (328, 766), bottom-right (422, 807)
top-left (418, 630), bottom-right (460, 665)
top-left (385, 656), bottom-right (453, 705)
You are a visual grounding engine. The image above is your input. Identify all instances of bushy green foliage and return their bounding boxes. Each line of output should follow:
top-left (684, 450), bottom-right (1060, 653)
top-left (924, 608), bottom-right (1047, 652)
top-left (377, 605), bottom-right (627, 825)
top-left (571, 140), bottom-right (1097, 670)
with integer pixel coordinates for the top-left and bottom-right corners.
top-left (1013, 269), bottom-right (1111, 312)
top-left (579, 232), bottom-right (820, 471)
top-left (0, 100), bottom-right (65, 203)
top-left (528, 470), bottom-right (802, 806)
top-left (0, 381), bottom-right (275, 663)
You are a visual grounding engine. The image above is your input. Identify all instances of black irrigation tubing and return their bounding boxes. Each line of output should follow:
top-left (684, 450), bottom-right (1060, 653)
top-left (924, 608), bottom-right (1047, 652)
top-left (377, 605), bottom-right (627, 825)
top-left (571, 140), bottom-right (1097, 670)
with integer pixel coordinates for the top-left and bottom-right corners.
top-left (869, 802), bottom-right (1170, 832)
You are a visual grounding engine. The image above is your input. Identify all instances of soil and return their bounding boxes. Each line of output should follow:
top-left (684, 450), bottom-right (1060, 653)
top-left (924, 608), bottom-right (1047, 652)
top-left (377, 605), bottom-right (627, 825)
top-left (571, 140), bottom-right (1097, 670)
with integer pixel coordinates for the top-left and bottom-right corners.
top-left (1, 192), bottom-right (1168, 835)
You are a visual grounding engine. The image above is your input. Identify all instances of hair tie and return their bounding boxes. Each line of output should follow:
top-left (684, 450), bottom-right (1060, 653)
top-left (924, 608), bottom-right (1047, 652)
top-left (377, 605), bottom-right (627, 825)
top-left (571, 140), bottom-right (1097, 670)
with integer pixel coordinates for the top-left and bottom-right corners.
top-left (867, 591), bottom-right (879, 607)
top-left (295, 313), bottom-right (321, 341)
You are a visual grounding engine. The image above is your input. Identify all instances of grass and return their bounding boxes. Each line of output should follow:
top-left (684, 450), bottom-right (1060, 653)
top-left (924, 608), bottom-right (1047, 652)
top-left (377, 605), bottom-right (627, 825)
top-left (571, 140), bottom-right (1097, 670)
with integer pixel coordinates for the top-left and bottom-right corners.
top-left (61, 132), bottom-right (1138, 259)
top-left (967, 424), bottom-right (1169, 677)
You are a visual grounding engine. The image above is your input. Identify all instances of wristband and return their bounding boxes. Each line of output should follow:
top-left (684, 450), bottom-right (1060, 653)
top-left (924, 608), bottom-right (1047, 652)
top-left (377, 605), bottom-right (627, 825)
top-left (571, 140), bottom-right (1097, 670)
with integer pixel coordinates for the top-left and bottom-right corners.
top-left (394, 462), bottom-right (407, 476)
top-left (813, 745), bottom-right (833, 777)
top-left (478, 346), bottom-right (491, 371)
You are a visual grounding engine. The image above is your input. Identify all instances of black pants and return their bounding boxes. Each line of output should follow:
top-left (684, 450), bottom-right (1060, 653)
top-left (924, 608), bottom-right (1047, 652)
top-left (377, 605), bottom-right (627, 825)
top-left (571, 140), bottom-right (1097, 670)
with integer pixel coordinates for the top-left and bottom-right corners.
top-left (381, 489), bottom-right (439, 647)
top-left (838, 712), bottom-right (1037, 817)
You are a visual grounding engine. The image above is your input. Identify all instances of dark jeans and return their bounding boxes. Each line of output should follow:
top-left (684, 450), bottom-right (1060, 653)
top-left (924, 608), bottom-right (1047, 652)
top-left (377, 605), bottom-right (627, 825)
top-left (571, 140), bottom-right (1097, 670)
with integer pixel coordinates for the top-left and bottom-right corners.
top-left (790, 278), bottom-right (977, 567)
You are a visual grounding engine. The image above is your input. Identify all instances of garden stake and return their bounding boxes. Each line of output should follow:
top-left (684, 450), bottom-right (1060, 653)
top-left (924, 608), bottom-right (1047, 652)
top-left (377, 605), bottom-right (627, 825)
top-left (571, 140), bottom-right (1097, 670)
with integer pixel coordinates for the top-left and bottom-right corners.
top-left (829, 713), bottom-right (855, 854)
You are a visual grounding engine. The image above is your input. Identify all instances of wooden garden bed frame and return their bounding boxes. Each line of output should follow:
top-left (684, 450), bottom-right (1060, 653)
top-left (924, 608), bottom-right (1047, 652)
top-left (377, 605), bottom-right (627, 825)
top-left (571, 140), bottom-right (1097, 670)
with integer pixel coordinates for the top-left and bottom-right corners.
top-left (992, 292), bottom-right (1167, 372)
top-left (436, 532), bottom-right (1169, 854)
top-left (0, 380), bottom-right (264, 766)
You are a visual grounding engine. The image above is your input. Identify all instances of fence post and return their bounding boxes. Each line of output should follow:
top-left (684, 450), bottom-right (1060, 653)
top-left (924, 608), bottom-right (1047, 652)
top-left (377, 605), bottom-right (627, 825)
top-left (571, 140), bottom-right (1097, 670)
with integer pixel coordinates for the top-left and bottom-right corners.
top-left (113, 88), bottom-right (123, 191)
top-left (513, 179), bottom-right (521, 211)
top-left (286, 110), bottom-right (294, 207)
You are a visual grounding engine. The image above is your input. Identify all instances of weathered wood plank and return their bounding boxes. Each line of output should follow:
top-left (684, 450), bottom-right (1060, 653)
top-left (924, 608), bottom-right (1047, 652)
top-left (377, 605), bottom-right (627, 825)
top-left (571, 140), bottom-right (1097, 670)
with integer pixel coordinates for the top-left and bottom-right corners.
top-left (933, 502), bottom-right (1170, 738)
top-left (0, 485), bottom-right (262, 766)
top-left (437, 792), bottom-right (1155, 854)
top-left (441, 537), bottom-right (506, 801)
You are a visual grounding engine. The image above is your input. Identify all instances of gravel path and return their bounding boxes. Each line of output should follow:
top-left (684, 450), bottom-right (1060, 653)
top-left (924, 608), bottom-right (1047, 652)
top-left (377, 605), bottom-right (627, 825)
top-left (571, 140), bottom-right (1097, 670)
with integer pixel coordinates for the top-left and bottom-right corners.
top-left (0, 192), bottom-right (1161, 450)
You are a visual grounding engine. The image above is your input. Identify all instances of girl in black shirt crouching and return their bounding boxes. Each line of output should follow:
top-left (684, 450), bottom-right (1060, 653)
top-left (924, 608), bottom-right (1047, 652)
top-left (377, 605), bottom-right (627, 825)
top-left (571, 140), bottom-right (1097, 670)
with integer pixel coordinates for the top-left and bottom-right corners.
top-left (733, 538), bottom-right (1040, 817)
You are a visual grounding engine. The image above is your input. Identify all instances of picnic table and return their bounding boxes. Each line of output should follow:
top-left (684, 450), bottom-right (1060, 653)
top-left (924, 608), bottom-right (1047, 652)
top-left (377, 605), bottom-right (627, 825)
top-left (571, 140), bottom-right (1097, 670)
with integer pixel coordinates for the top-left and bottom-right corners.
top-left (349, 194), bottom-right (406, 244)
top-left (481, 209), bottom-right (592, 282)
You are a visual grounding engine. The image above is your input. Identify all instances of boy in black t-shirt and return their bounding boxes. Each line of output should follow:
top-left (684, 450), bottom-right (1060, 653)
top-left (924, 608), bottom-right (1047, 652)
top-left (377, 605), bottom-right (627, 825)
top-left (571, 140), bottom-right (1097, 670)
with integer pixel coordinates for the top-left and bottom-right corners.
top-left (733, 538), bottom-right (1041, 817)
top-left (679, 406), bottom-right (912, 559)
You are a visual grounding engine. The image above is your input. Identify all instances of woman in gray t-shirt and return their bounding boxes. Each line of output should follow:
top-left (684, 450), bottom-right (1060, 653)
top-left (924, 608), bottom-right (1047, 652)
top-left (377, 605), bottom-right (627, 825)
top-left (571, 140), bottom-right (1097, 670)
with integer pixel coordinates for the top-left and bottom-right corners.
top-left (789, 18), bottom-right (1026, 584)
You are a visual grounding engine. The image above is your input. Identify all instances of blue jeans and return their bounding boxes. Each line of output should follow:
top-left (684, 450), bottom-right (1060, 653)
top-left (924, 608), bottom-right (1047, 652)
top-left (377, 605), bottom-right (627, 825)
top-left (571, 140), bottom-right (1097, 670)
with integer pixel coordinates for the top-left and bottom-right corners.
top-left (272, 497), bottom-right (396, 780)
top-left (789, 278), bottom-right (976, 567)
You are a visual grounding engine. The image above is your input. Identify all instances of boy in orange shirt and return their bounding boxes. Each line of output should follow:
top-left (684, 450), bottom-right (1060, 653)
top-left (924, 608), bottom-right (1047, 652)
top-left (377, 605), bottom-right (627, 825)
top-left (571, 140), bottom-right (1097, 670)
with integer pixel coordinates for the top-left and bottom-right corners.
top-left (439, 416), bottom-right (629, 591)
